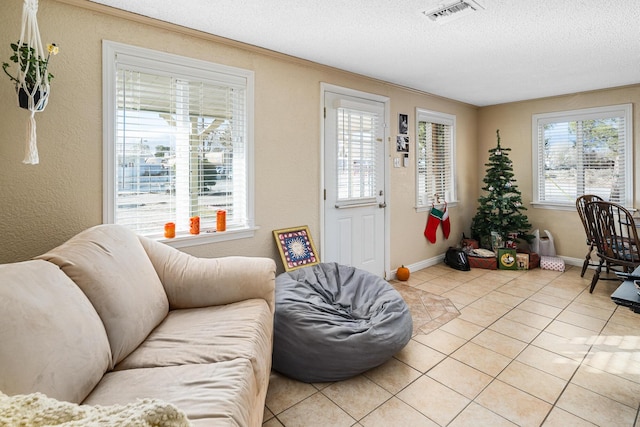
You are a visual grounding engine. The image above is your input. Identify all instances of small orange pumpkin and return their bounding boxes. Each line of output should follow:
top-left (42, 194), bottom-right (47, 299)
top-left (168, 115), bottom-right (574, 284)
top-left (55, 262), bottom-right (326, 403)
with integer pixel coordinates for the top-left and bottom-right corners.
top-left (396, 265), bottom-right (410, 281)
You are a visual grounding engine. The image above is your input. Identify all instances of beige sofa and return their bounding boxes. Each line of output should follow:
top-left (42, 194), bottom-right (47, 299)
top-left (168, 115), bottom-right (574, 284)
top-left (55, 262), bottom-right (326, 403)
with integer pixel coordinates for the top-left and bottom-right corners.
top-left (0, 224), bottom-right (276, 426)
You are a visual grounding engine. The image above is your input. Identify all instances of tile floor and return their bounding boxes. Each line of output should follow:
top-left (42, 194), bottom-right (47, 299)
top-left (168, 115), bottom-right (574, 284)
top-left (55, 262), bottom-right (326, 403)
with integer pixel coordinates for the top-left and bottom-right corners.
top-left (262, 264), bottom-right (640, 426)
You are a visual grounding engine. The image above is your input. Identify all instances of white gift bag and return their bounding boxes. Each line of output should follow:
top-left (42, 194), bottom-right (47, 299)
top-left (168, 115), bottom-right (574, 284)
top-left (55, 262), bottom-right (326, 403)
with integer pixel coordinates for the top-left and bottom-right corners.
top-left (531, 229), bottom-right (556, 257)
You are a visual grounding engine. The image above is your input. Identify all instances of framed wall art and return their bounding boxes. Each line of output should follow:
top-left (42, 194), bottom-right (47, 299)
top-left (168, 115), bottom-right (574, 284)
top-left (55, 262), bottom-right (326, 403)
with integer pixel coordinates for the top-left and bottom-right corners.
top-left (398, 113), bottom-right (408, 134)
top-left (272, 225), bottom-right (320, 271)
top-left (396, 135), bottom-right (409, 152)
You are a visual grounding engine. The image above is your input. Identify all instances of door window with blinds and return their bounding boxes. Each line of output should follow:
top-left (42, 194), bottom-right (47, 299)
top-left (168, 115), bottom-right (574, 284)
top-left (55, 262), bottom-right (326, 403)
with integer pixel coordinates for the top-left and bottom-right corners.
top-left (416, 109), bottom-right (456, 210)
top-left (335, 103), bottom-right (382, 207)
top-left (102, 41), bottom-right (254, 241)
top-left (532, 104), bottom-right (632, 208)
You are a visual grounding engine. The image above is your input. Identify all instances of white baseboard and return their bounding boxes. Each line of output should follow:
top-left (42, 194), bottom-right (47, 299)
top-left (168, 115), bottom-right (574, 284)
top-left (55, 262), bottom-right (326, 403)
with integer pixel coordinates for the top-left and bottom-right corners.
top-left (559, 256), bottom-right (583, 267)
top-left (388, 253), bottom-right (584, 280)
top-left (388, 254), bottom-right (444, 280)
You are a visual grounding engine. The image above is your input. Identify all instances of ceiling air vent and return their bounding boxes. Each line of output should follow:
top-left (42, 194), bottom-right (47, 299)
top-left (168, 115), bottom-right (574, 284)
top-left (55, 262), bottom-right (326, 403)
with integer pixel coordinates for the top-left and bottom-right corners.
top-left (423, 0), bottom-right (484, 23)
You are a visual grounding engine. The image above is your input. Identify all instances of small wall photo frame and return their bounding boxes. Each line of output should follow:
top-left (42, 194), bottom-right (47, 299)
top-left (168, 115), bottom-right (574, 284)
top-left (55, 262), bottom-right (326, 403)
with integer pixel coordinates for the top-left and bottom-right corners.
top-left (273, 225), bottom-right (320, 271)
top-left (396, 135), bottom-right (409, 153)
top-left (398, 113), bottom-right (408, 134)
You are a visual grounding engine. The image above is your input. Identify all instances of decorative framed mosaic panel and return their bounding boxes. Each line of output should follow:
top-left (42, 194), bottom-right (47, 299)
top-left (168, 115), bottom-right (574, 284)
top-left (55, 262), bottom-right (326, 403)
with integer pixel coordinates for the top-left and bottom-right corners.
top-left (272, 226), bottom-right (320, 272)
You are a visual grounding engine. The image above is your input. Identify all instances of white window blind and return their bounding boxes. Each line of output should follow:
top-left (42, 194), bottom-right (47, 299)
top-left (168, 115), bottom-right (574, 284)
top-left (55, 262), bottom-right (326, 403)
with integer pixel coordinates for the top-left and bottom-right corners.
top-left (416, 109), bottom-right (456, 209)
top-left (103, 41), bottom-right (254, 239)
top-left (532, 104), bottom-right (632, 208)
top-left (336, 107), bottom-right (379, 204)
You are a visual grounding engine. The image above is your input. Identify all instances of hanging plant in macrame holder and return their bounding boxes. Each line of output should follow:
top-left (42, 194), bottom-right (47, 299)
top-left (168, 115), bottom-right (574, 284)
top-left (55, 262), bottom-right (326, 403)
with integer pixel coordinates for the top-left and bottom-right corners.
top-left (2, 0), bottom-right (58, 165)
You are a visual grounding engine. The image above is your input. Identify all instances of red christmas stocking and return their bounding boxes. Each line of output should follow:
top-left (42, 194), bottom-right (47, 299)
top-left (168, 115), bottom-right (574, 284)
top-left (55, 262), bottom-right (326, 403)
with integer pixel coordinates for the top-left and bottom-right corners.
top-left (424, 206), bottom-right (444, 244)
top-left (441, 205), bottom-right (450, 239)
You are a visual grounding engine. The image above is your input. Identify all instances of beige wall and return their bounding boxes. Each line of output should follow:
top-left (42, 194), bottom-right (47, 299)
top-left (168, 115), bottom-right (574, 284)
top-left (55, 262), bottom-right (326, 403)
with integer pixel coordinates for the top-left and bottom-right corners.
top-left (2, 0), bottom-right (636, 272)
top-left (478, 86), bottom-right (640, 262)
top-left (0, 0), bottom-right (478, 273)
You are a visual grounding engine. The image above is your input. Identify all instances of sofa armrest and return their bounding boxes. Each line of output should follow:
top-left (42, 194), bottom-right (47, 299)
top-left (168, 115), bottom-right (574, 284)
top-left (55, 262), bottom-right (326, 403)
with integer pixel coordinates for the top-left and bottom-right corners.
top-left (139, 237), bottom-right (276, 313)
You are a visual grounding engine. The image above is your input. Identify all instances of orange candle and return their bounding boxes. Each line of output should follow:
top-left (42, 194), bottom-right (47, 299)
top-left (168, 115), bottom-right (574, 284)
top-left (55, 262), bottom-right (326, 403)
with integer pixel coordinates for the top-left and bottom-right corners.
top-left (164, 222), bottom-right (176, 238)
top-left (189, 216), bottom-right (200, 235)
top-left (216, 210), bottom-right (226, 232)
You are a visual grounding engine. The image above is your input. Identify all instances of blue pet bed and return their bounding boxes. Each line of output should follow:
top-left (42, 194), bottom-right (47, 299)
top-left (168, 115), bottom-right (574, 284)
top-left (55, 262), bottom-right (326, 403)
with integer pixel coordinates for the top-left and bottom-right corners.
top-left (272, 262), bottom-right (412, 382)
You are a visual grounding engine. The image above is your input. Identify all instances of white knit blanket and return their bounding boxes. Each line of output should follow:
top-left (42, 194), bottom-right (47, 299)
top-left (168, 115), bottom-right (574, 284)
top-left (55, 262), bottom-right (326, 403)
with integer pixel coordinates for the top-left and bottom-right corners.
top-left (0, 392), bottom-right (192, 426)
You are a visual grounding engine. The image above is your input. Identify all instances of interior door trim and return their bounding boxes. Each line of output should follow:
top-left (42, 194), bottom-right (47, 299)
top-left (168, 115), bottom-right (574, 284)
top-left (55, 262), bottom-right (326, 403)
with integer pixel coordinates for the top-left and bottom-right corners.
top-left (320, 83), bottom-right (391, 278)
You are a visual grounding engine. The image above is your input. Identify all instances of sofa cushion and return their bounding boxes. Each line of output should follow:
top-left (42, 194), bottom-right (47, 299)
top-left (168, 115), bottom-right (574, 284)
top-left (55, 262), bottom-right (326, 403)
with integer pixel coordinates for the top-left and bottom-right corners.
top-left (0, 260), bottom-right (111, 403)
top-left (115, 299), bottom-right (273, 395)
top-left (84, 360), bottom-right (260, 427)
top-left (36, 224), bottom-right (169, 366)
top-left (139, 236), bottom-right (276, 313)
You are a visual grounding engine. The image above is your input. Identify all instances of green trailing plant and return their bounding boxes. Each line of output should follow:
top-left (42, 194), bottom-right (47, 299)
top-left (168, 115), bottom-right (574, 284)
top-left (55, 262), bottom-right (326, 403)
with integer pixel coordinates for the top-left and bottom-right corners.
top-left (3, 41), bottom-right (58, 90)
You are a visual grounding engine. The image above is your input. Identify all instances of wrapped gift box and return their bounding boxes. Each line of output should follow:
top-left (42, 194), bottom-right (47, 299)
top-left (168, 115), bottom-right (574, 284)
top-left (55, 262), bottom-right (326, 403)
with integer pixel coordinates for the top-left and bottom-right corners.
top-left (468, 255), bottom-right (497, 270)
top-left (516, 250), bottom-right (540, 269)
top-left (498, 248), bottom-right (518, 270)
top-left (461, 238), bottom-right (479, 251)
top-left (468, 251), bottom-right (539, 271)
top-left (530, 252), bottom-right (540, 269)
top-left (540, 255), bottom-right (565, 272)
top-left (516, 253), bottom-right (529, 270)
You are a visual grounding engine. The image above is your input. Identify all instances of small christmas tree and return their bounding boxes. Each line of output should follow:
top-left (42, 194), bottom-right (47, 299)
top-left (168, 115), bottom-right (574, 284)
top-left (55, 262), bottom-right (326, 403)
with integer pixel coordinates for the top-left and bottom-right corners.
top-left (471, 130), bottom-right (532, 246)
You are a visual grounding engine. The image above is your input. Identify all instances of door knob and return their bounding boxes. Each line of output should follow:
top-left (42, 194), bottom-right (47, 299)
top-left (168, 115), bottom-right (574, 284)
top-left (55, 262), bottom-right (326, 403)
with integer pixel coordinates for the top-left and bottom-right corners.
top-left (379, 202), bottom-right (387, 208)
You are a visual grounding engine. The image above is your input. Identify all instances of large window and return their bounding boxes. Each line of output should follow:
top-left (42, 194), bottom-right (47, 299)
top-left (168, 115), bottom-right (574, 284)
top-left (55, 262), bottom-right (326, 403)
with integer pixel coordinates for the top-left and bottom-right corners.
top-left (103, 41), bottom-right (254, 243)
top-left (416, 108), bottom-right (456, 210)
top-left (532, 104), bottom-right (632, 209)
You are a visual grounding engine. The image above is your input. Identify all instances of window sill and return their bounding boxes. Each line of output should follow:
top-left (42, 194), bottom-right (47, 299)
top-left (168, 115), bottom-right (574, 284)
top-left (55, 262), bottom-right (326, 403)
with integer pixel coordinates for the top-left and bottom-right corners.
top-left (530, 202), bottom-right (576, 212)
top-left (532, 201), bottom-right (636, 212)
top-left (415, 200), bottom-right (458, 213)
top-left (159, 226), bottom-right (258, 249)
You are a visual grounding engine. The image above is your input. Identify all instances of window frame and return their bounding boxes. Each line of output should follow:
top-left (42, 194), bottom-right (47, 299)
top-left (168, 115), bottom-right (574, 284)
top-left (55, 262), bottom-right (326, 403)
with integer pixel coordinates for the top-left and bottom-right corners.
top-left (415, 108), bottom-right (457, 212)
top-left (102, 40), bottom-right (255, 247)
top-left (531, 104), bottom-right (633, 211)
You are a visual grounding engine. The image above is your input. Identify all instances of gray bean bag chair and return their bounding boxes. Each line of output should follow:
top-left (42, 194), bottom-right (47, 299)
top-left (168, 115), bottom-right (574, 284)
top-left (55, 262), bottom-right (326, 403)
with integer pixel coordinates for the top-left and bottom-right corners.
top-left (272, 262), bottom-right (412, 382)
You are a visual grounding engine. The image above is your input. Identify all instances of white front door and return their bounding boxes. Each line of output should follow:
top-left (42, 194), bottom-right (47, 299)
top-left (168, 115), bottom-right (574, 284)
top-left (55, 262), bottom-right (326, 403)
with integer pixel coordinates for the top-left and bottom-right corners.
top-left (323, 88), bottom-right (388, 277)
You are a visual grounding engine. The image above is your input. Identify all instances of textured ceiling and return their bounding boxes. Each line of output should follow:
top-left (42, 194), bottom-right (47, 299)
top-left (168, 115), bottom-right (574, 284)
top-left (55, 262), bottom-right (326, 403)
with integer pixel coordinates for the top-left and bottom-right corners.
top-left (89, 0), bottom-right (640, 106)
